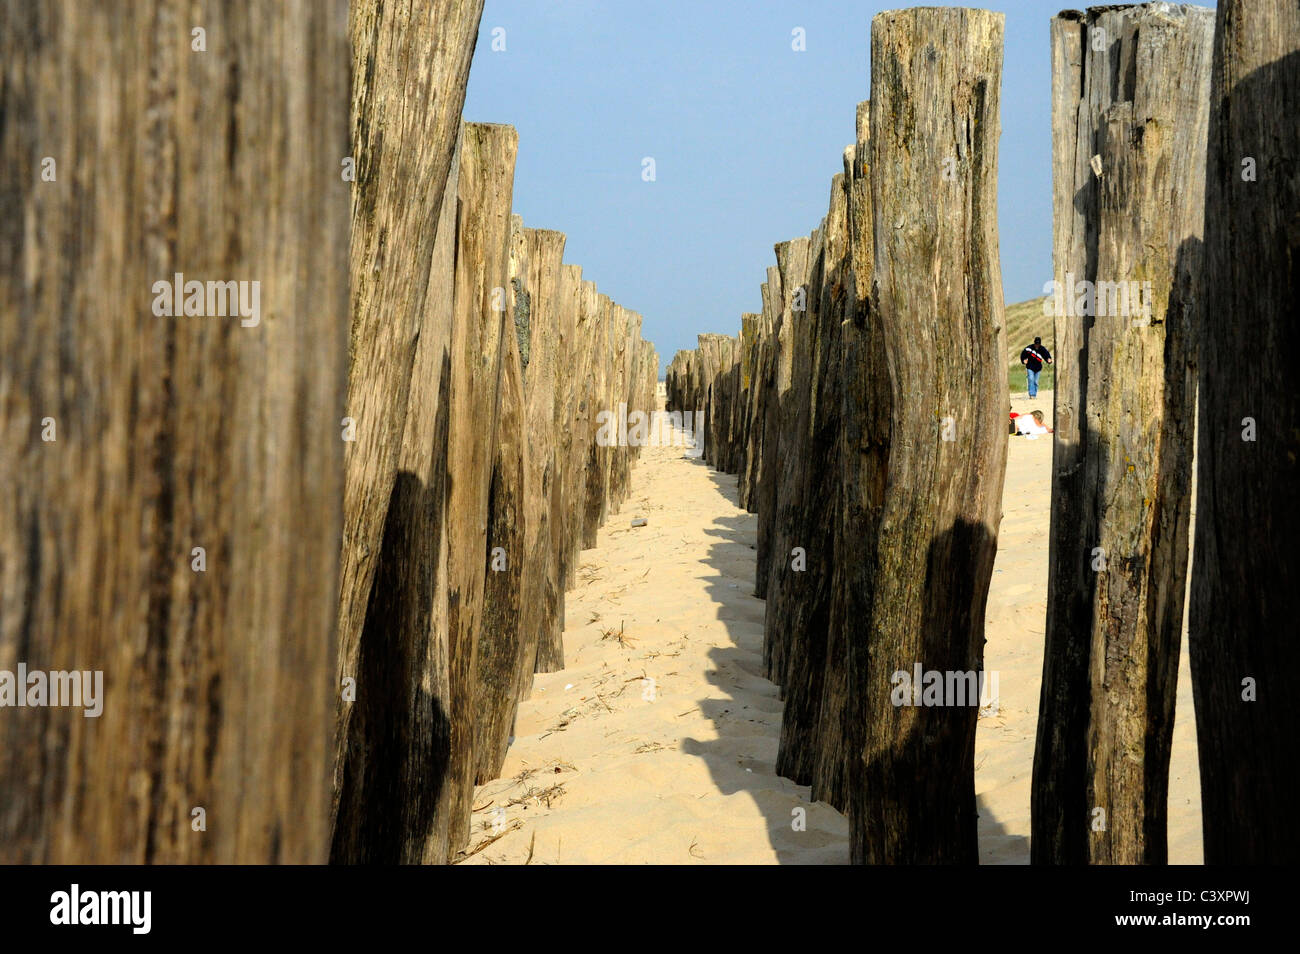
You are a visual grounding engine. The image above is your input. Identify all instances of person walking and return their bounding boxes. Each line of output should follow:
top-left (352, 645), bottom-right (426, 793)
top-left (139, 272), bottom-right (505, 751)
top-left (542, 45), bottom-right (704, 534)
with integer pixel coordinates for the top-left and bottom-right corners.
top-left (1019, 336), bottom-right (1053, 397)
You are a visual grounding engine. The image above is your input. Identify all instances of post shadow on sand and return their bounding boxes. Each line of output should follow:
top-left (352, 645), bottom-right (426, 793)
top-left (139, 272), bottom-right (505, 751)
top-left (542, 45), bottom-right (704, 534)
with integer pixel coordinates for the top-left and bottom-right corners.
top-left (677, 458), bottom-right (1022, 863)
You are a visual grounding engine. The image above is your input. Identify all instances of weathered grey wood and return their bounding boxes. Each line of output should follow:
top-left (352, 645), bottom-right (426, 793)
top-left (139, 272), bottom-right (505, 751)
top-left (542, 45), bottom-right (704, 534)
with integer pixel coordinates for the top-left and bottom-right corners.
top-left (846, 7), bottom-right (1007, 864)
top-left (815, 103), bottom-right (873, 812)
top-left (697, 333), bottom-right (735, 470)
top-left (777, 172), bottom-right (850, 786)
top-left (335, 0), bottom-right (484, 819)
top-left (578, 286), bottom-right (606, 550)
top-left (762, 236), bottom-right (814, 682)
top-left (442, 121), bottom-right (518, 852)
top-left (0, 0), bottom-right (349, 864)
top-left (519, 228), bottom-right (567, 686)
top-left (1033, 3), bottom-right (1212, 865)
top-left (562, 274), bottom-right (595, 577)
top-left (331, 129), bottom-right (462, 865)
top-left (1190, 0), bottom-right (1300, 865)
top-left (583, 294), bottom-right (614, 545)
top-left (736, 313), bottom-right (763, 508)
top-left (608, 307), bottom-right (635, 511)
top-left (754, 255), bottom-right (794, 603)
top-left (811, 102), bottom-right (873, 816)
top-left (474, 214), bottom-right (532, 784)
top-left (744, 277), bottom-right (783, 518)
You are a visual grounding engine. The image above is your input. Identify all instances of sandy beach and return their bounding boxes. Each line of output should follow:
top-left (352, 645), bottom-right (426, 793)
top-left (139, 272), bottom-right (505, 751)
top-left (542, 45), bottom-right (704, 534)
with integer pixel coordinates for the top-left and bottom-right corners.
top-left (461, 391), bottom-right (1202, 864)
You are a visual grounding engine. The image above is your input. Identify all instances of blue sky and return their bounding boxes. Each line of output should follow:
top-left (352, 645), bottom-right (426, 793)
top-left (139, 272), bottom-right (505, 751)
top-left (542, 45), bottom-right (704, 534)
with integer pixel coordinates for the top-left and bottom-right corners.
top-left (461, 1), bottom-right (1206, 375)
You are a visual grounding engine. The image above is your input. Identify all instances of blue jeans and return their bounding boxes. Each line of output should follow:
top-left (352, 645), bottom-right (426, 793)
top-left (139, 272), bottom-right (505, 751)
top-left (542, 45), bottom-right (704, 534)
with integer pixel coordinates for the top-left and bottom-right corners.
top-left (1026, 367), bottom-right (1040, 397)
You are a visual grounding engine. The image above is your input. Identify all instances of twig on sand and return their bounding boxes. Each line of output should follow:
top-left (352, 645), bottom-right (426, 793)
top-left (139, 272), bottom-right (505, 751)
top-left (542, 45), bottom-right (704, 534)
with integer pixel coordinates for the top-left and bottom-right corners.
top-left (455, 820), bottom-right (523, 862)
top-left (600, 620), bottom-right (636, 647)
top-left (507, 782), bottom-right (567, 810)
top-left (525, 832), bottom-right (536, 865)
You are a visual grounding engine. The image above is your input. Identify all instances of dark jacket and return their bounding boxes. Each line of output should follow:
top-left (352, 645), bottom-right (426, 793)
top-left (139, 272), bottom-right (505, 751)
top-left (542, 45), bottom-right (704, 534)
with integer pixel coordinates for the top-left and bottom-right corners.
top-left (1020, 343), bottom-right (1052, 373)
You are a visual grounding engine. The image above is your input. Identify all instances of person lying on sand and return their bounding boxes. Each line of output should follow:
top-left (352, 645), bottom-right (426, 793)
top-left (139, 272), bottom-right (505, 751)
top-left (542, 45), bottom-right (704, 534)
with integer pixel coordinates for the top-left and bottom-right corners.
top-left (1009, 409), bottom-right (1053, 438)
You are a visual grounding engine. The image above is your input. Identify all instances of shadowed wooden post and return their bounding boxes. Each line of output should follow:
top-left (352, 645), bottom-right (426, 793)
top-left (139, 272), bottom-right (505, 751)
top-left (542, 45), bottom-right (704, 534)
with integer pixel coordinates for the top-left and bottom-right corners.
top-left (520, 228), bottom-right (567, 684)
top-left (610, 308), bottom-right (639, 510)
top-left (778, 172), bottom-right (850, 786)
top-left (564, 276), bottom-right (595, 568)
top-left (583, 294), bottom-right (614, 547)
top-left (0, 0), bottom-right (349, 863)
top-left (737, 313), bottom-right (763, 507)
top-left (1191, 0), bottom-right (1300, 865)
top-left (754, 251), bottom-right (799, 605)
top-left (331, 130), bottom-right (462, 864)
top-left (1033, 3), bottom-right (1212, 865)
top-left (745, 275), bottom-right (782, 519)
top-left (443, 121), bottom-right (517, 852)
top-left (335, 0), bottom-right (484, 818)
top-left (847, 7), bottom-right (1006, 864)
top-left (697, 334), bottom-right (733, 469)
top-left (475, 214), bottom-right (532, 784)
top-left (816, 103), bottom-right (873, 812)
top-left (579, 285), bottom-right (607, 550)
top-left (762, 236), bottom-right (814, 682)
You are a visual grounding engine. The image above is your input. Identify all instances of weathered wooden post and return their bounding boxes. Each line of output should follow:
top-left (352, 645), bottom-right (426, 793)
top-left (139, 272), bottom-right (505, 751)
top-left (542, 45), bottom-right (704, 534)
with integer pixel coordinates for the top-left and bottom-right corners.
top-left (441, 121), bottom-right (518, 852)
top-left (743, 277), bottom-right (782, 517)
top-left (1033, 3), bottom-right (1212, 865)
top-left (562, 275), bottom-right (595, 572)
top-left (754, 253), bottom-right (798, 604)
top-left (846, 7), bottom-right (1006, 864)
top-left (778, 172), bottom-right (850, 785)
top-left (335, 0), bottom-right (484, 820)
top-left (519, 228), bottom-right (567, 688)
top-left (582, 294), bottom-right (613, 546)
top-left (736, 313), bottom-right (762, 505)
top-left (0, 0), bottom-right (350, 863)
top-left (697, 334), bottom-right (730, 469)
top-left (816, 103), bottom-right (874, 812)
top-left (1190, 0), bottom-right (1300, 865)
top-left (331, 129), bottom-right (463, 864)
top-left (761, 236), bottom-right (815, 681)
top-left (579, 286), bottom-right (607, 550)
top-left (474, 215), bottom-right (532, 784)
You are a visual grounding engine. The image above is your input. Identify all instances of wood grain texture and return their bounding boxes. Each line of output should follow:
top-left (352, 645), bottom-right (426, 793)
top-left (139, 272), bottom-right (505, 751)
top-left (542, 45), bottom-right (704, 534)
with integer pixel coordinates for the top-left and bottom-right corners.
top-left (521, 230), bottom-right (568, 680)
top-left (443, 121), bottom-right (517, 852)
top-left (754, 250), bottom-right (798, 605)
top-left (778, 172), bottom-right (850, 786)
top-left (1191, 0), bottom-right (1300, 864)
top-left (847, 7), bottom-right (1007, 864)
top-left (331, 128), bottom-right (462, 864)
top-left (815, 102), bottom-right (873, 812)
top-left (762, 235), bottom-right (814, 683)
top-left (474, 211), bottom-right (530, 785)
top-left (0, 0), bottom-right (349, 864)
top-left (1033, 3), bottom-right (1212, 865)
top-left (335, 0), bottom-right (484, 816)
